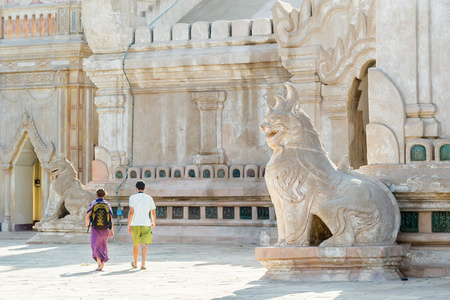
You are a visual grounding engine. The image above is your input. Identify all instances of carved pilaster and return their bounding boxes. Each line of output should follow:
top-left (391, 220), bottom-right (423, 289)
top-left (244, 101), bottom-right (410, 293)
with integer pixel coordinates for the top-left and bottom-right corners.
top-left (192, 91), bottom-right (226, 165)
top-left (405, 104), bottom-right (439, 138)
top-left (95, 93), bottom-right (129, 172)
top-left (57, 6), bottom-right (70, 35)
top-left (41, 163), bottom-right (50, 220)
top-left (322, 91), bottom-right (349, 163)
top-left (2, 165), bottom-right (12, 232)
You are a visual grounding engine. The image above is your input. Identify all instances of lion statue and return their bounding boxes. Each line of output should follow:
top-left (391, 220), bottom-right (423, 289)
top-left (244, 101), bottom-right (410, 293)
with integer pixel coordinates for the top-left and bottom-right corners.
top-left (259, 82), bottom-right (400, 247)
top-left (35, 154), bottom-right (95, 231)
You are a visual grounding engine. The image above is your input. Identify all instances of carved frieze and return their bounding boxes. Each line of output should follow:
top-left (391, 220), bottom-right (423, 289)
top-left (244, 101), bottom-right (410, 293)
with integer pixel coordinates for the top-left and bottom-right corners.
top-left (0, 72), bottom-right (55, 86)
top-left (0, 69), bottom-right (72, 88)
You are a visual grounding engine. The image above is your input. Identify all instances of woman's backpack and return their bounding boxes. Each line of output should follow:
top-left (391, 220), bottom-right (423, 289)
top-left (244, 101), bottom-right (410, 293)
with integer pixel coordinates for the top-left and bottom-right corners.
top-left (91, 202), bottom-right (112, 229)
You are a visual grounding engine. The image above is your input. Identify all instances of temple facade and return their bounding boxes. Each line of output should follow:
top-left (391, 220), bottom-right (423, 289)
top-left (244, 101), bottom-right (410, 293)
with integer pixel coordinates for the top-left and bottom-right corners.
top-left (1, 0), bottom-right (449, 277)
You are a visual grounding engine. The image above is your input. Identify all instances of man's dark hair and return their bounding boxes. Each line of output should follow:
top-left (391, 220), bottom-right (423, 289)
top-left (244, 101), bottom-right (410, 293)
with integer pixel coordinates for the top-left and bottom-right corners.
top-left (136, 180), bottom-right (145, 191)
top-left (96, 188), bottom-right (106, 198)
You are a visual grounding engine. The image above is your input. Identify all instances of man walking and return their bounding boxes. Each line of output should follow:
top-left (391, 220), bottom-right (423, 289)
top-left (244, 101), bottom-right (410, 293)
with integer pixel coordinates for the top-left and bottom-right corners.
top-left (128, 180), bottom-right (156, 270)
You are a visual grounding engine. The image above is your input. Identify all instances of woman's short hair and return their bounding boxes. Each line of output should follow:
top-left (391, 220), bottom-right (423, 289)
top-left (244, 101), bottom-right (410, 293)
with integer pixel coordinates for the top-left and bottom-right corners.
top-left (96, 188), bottom-right (107, 198)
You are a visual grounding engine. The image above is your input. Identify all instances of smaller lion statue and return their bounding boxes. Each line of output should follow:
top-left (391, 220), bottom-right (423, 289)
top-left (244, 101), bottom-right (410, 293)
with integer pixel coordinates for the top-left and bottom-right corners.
top-left (35, 154), bottom-right (95, 231)
top-left (259, 82), bottom-right (400, 247)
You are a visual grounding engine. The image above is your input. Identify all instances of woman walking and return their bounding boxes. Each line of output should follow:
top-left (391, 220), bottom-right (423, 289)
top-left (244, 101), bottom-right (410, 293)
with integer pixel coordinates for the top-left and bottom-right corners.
top-left (85, 188), bottom-right (114, 271)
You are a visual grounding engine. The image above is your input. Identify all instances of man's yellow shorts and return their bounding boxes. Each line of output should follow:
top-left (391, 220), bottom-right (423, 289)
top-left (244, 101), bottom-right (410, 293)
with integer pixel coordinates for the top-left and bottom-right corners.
top-left (131, 226), bottom-right (152, 246)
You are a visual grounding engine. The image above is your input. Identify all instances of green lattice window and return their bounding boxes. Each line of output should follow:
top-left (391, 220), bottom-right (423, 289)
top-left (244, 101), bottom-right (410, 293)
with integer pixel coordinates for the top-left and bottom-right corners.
top-left (217, 169), bottom-right (225, 178)
top-left (115, 170), bottom-right (123, 179)
top-left (203, 169), bottom-right (211, 178)
top-left (240, 207), bottom-right (252, 219)
top-left (232, 169), bottom-right (241, 178)
top-left (411, 145), bottom-right (426, 161)
top-left (188, 207), bottom-right (200, 219)
top-left (223, 207), bottom-right (234, 219)
top-left (172, 206), bottom-right (183, 219)
top-left (130, 170), bottom-right (137, 178)
top-left (144, 170), bottom-right (152, 178)
top-left (206, 206), bottom-right (217, 219)
top-left (432, 212), bottom-right (450, 232)
top-left (440, 145), bottom-right (450, 161)
top-left (188, 169), bottom-right (196, 178)
top-left (156, 206), bottom-right (167, 219)
top-left (257, 207), bottom-right (270, 220)
top-left (159, 170), bottom-right (167, 178)
top-left (246, 169), bottom-right (256, 178)
top-left (400, 211), bottom-right (418, 233)
top-left (174, 170), bottom-right (181, 178)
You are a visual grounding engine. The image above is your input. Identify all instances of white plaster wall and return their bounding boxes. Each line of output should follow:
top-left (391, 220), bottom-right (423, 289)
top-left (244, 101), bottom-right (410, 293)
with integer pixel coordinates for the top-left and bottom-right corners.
top-left (222, 87), bottom-right (277, 165)
top-left (376, 0), bottom-right (417, 105)
top-left (131, 87), bottom-right (277, 166)
top-left (430, 1), bottom-right (450, 137)
top-left (132, 93), bottom-right (201, 166)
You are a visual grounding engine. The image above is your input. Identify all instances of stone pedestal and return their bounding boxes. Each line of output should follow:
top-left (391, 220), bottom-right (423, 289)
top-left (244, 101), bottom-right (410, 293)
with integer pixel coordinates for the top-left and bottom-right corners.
top-left (255, 245), bottom-right (409, 281)
top-left (27, 232), bottom-right (91, 244)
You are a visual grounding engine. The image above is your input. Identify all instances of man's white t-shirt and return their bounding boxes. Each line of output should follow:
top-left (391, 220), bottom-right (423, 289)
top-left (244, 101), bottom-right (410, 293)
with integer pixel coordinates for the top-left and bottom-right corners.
top-left (129, 192), bottom-right (156, 226)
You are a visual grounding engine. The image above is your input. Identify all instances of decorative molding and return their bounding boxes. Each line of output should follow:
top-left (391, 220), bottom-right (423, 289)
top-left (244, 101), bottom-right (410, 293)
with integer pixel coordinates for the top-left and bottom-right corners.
top-left (0, 112), bottom-right (54, 164)
top-left (273, 0), bottom-right (376, 85)
top-left (57, 6), bottom-right (70, 35)
top-left (273, 0), bottom-right (345, 48)
top-left (317, 3), bottom-right (376, 84)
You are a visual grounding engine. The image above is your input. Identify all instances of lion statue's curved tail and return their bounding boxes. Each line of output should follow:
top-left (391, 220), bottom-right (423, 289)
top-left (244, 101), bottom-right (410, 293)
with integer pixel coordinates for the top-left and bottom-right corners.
top-left (260, 82), bottom-right (400, 247)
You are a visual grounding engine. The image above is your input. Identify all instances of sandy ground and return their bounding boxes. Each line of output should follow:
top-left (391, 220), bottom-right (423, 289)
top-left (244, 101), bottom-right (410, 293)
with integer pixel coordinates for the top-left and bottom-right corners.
top-left (0, 232), bottom-right (449, 300)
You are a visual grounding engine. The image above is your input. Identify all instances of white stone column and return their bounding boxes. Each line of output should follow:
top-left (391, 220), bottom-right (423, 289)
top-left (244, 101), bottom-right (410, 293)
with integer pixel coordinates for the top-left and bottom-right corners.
top-left (41, 164), bottom-right (50, 219)
top-left (193, 91), bottom-right (226, 165)
top-left (2, 166), bottom-right (12, 232)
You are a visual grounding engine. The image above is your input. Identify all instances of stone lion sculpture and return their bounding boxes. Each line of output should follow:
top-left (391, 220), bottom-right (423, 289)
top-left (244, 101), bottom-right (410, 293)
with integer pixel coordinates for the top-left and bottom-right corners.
top-left (259, 82), bottom-right (400, 247)
top-left (35, 154), bottom-right (95, 231)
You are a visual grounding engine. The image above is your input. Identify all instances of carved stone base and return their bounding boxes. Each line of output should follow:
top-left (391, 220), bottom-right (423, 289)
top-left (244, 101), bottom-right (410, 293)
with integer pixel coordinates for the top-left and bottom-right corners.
top-left (34, 219), bottom-right (86, 233)
top-left (27, 232), bottom-right (91, 244)
top-left (1, 219), bottom-right (12, 232)
top-left (400, 246), bottom-right (450, 277)
top-left (255, 245), bottom-right (409, 281)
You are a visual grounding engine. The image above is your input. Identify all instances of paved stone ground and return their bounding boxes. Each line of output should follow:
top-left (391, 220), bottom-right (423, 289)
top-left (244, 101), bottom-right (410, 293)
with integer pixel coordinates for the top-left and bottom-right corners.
top-left (1, 232), bottom-right (450, 300)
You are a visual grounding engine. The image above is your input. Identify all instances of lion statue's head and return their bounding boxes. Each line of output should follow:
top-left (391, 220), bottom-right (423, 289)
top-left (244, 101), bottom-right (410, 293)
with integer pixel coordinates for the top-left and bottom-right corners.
top-left (259, 82), bottom-right (325, 153)
top-left (260, 82), bottom-right (339, 187)
top-left (48, 153), bottom-right (77, 179)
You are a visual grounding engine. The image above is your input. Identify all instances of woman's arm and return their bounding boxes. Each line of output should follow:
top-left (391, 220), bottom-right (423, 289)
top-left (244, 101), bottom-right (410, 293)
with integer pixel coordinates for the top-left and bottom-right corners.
top-left (86, 211), bottom-right (92, 228)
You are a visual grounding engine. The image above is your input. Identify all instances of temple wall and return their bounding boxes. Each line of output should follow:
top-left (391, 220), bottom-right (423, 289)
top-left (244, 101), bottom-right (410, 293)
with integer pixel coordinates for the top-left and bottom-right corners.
top-left (0, 1), bottom-right (95, 230)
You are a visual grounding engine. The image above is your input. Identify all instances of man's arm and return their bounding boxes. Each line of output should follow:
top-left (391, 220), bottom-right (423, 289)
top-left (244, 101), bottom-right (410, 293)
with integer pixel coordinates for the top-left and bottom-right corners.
top-left (127, 207), bottom-right (134, 234)
top-left (151, 209), bottom-right (156, 228)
